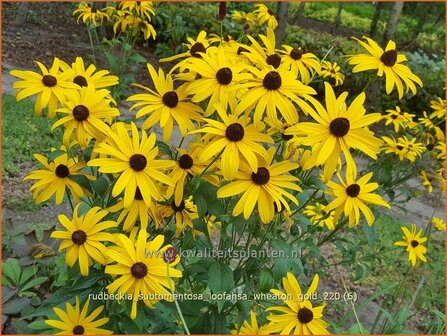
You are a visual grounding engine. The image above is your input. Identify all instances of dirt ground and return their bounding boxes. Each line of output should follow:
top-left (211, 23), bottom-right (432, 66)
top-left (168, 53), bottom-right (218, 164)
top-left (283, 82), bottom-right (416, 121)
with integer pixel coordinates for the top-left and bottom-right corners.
top-left (1, 2), bottom-right (445, 334)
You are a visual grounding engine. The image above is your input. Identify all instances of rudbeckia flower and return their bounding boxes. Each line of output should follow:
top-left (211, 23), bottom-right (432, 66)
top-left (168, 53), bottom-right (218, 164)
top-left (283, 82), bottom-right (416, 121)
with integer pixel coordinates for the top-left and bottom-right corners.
top-left (231, 310), bottom-right (272, 335)
top-left (60, 57), bottom-right (119, 89)
top-left (432, 217), bottom-right (446, 231)
top-left (158, 196), bottom-right (199, 237)
top-left (118, 1), bottom-right (155, 21)
top-left (303, 203), bottom-right (335, 230)
top-left (24, 148), bottom-right (93, 205)
top-left (231, 10), bottom-right (256, 23)
top-left (285, 82), bottom-right (383, 180)
top-left (50, 205), bottom-right (117, 276)
top-left (430, 97), bottom-right (446, 120)
top-left (394, 224), bottom-right (427, 266)
top-left (325, 171), bottom-right (391, 227)
top-left (420, 170), bottom-right (434, 193)
top-left (45, 297), bottom-right (112, 334)
top-left (194, 104), bottom-right (273, 180)
top-left (52, 85), bottom-right (119, 148)
top-left (160, 30), bottom-right (212, 63)
top-left (320, 61), bottom-right (344, 86)
top-left (382, 106), bottom-right (407, 133)
top-left (10, 57), bottom-right (78, 118)
top-left (73, 3), bottom-right (109, 26)
top-left (127, 64), bottom-right (203, 142)
top-left (88, 122), bottom-right (175, 207)
top-left (266, 273), bottom-right (329, 335)
top-left (348, 36), bottom-right (422, 98)
top-left (217, 148), bottom-right (301, 223)
top-left (235, 66), bottom-right (316, 125)
top-left (254, 4), bottom-right (278, 30)
top-left (280, 46), bottom-right (321, 84)
top-left (105, 230), bottom-right (182, 319)
top-left (243, 28), bottom-right (283, 70)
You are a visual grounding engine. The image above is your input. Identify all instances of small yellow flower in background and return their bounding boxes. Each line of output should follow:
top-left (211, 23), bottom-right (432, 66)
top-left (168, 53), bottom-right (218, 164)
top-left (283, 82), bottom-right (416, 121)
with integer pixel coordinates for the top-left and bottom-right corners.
top-left (232, 310), bottom-right (271, 335)
top-left (381, 136), bottom-right (407, 160)
top-left (45, 296), bottom-right (112, 334)
top-left (348, 36), bottom-right (422, 98)
top-left (231, 10), bottom-right (256, 23)
top-left (119, 1), bottom-right (155, 21)
top-left (397, 136), bottom-right (426, 161)
top-left (74, 3), bottom-right (110, 26)
top-left (285, 82), bottom-right (383, 181)
top-left (430, 97), bottom-right (446, 120)
top-left (127, 63), bottom-right (203, 142)
top-left (217, 148), bottom-right (301, 224)
top-left (325, 172), bottom-right (391, 227)
top-left (243, 28), bottom-right (282, 70)
top-left (432, 217), bottom-right (446, 231)
top-left (51, 205), bottom-right (117, 276)
top-left (383, 106), bottom-right (408, 133)
top-left (266, 273), bottom-right (329, 335)
top-left (194, 104), bottom-right (273, 181)
top-left (320, 61), bottom-right (344, 86)
top-left (60, 57), bottom-right (119, 89)
top-left (158, 196), bottom-right (199, 237)
top-left (105, 229), bottom-right (182, 319)
top-left (280, 46), bottom-right (321, 84)
top-left (420, 170), bottom-right (434, 193)
top-left (52, 85), bottom-right (119, 148)
top-left (10, 57), bottom-right (78, 118)
top-left (303, 203), bottom-right (335, 230)
top-left (394, 224), bottom-right (427, 266)
top-left (160, 30), bottom-right (212, 63)
top-left (24, 148), bottom-right (93, 205)
top-left (254, 3), bottom-right (278, 30)
top-left (88, 122), bottom-right (175, 208)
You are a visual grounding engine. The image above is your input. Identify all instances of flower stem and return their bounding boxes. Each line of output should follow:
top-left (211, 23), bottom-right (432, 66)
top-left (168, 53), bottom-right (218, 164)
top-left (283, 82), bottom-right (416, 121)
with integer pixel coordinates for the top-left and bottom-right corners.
top-left (166, 262), bottom-right (190, 335)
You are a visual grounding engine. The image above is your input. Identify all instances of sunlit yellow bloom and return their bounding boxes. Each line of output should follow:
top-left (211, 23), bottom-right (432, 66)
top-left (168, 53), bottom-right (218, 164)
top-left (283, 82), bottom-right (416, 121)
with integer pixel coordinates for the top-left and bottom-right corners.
top-left (397, 136), bottom-right (425, 161)
top-left (160, 30), bottom-right (212, 63)
top-left (45, 297), bottom-right (112, 335)
top-left (348, 37), bottom-right (422, 98)
top-left (158, 196), bottom-right (199, 237)
top-left (10, 58), bottom-right (78, 118)
top-left (432, 217), bottom-right (446, 231)
top-left (232, 310), bottom-right (271, 335)
top-left (266, 273), bottom-right (329, 335)
top-left (118, 1), bottom-right (155, 21)
top-left (243, 28), bottom-right (282, 70)
top-left (105, 230), bottom-right (182, 319)
top-left (430, 97), bottom-right (446, 120)
top-left (420, 170), bottom-right (434, 193)
top-left (217, 148), bottom-right (301, 223)
top-left (381, 136), bottom-right (407, 160)
top-left (50, 205), bottom-right (116, 276)
top-left (254, 4), bottom-right (278, 30)
top-left (325, 172), bottom-right (391, 227)
top-left (303, 203), bottom-right (335, 230)
top-left (320, 61), bottom-right (344, 86)
top-left (394, 224), bottom-right (427, 266)
top-left (232, 10), bottom-right (256, 23)
top-left (74, 3), bottom-right (109, 26)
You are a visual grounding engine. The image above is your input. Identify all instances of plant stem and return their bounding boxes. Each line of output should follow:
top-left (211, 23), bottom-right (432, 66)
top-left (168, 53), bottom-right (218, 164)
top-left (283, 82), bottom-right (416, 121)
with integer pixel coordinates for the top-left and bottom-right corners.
top-left (199, 149), bottom-right (223, 178)
top-left (87, 27), bottom-right (96, 63)
top-left (166, 262), bottom-right (190, 335)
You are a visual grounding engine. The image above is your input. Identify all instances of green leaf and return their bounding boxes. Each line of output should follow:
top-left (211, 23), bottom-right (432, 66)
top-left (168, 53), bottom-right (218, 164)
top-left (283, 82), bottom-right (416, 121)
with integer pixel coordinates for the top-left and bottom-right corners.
top-left (2, 297), bottom-right (31, 314)
top-left (2, 258), bottom-right (21, 285)
top-left (103, 51), bottom-right (119, 74)
top-left (20, 276), bottom-right (48, 293)
top-left (28, 320), bottom-right (52, 330)
top-left (361, 220), bottom-right (377, 247)
top-left (2, 286), bottom-right (16, 304)
top-left (18, 267), bottom-right (35, 285)
top-left (195, 182), bottom-right (224, 216)
top-left (258, 268), bottom-right (274, 293)
top-left (194, 194), bottom-right (207, 218)
top-left (129, 53), bottom-right (146, 64)
top-left (91, 176), bottom-right (109, 196)
top-left (69, 175), bottom-right (93, 194)
top-left (155, 140), bottom-right (173, 157)
top-left (208, 262), bottom-right (234, 294)
top-left (47, 150), bottom-right (66, 163)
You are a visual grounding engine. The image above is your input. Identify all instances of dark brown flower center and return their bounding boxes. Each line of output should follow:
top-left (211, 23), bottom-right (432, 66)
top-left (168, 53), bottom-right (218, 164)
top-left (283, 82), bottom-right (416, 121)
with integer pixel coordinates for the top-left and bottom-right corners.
top-left (73, 105), bottom-right (90, 121)
top-left (42, 74), bottom-right (57, 87)
top-left (390, 114), bottom-right (398, 120)
top-left (251, 167), bottom-right (270, 185)
top-left (237, 46), bottom-right (248, 55)
top-left (90, 8), bottom-right (97, 14)
top-left (134, 187), bottom-right (144, 200)
top-left (426, 143), bottom-right (434, 151)
top-left (129, 154), bottom-right (147, 171)
top-left (396, 145), bottom-right (404, 150)
top-left (346, 183), bottom-right (360, 197)
top-left (282, 127), bottom-right (293, 141)
top-left (266, 53), bottom-right (281, 69)
top-left (171, 200), bottom-right (185, 212)
top-left (178, 154), bottom-right (194, 169)
top-left (73, 75), bottom-right (88, 87)
top-left (267, 9), bottom-right (274, 15)
top-left (329, 117), bottom-right (350, 137)
top-left (380, 49), bottom-right (397, 67)
top-left (55, 164), bottom-right (70, 178)
top-left (190, 42), bottom-right (206, 57)
top-left (225, 123), bottom-right (245, 142)
top-left (411, 240), bottom-right (419, 248)
top-left (263, 71), bottom-right (282, 90)
top-left (73, 325), bottom-right (85, 335)
top-left (223, 35), bottom-right (230, 42)
top-left (71, 230), bottom-right (87, 245)
top-left (131, 262), bottom-right (148, 279)
top-left (162, 91), bottom-right (179, 108)
top-left (216, 67), bottom-right (233, 85)
top-left (290, 48), bottom-right (303, 60)
top-left (297, 307), bottom-right (314, 324)
top-left (163, 247), bottom-right (177, 263)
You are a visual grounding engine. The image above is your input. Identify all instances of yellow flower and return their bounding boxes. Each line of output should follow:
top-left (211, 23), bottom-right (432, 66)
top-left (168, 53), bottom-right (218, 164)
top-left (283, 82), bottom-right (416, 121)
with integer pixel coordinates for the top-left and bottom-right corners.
top-left (394, 224), bottom-right (427, 266)
top-left (194, 104), bottom-right (273, 180)
top-left (420, 170), bottom-right (434, 193)
top-left (432, 217), bottom-right (446, 231)
top-left (50, 205), bottom-right (117, 276)
top-left (217, 148), bottom-right (301, 224)
top-left (52, 85), bottom-right (119, 148)
top-left (303, 203), bottom-right (335, 230)
top-left (127, 64), bottom-right (202, 142)
top-left (232, 310), bottom-right (271, 335)
top-left (325, 171), bottom-right (391, 227)
top-left (158, 196), bottom-right (199, 237)
top-left (254, 4), bottom-right (278, 30)
top-left (243, 28), bottom-right (282, 70)
top-left (348, 37), bottom-right (422, 98)
top-left (88, 122), bottom-right (175, 207)
top-left (118, 1), bottom-right (155, 21)
top-left (430, 97), bottom-right (446, 120)
top-left (266, 273), bottom-right (329, 335)
top-left (160, 30), bottom-right (212, 63)
top-left (24, 148), bottom-right (93, 205)
top-left (10, 58), bottom-right (78, 118)
top-left (231, 10), bottom-right (256, 23)
top-left (45, 297), bottom-right (112, 334)
top-left (105, 229), bottom-right (182, 319)
top-left (73, 3), bottom-right (109, 26)
top-left (285, 82), bottom-right (383, 180)
top-left (320, 61), bottom-right (344, 86)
